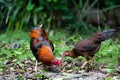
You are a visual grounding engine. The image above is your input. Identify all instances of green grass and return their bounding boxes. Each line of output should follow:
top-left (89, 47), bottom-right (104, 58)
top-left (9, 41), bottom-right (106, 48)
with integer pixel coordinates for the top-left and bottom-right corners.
top-left (0, 29), bottom-right (120, 72)
top-left (0, 31), bottom-right (33, 62)
top-left (95, 40), bottom-right (120, 65)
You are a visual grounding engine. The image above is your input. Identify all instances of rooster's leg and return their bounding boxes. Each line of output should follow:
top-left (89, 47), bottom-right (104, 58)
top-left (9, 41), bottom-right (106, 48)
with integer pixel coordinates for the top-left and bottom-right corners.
top-left (81, 61), bottom-right (88, 69)
top-left (34, 60), bottom-right (38, 72)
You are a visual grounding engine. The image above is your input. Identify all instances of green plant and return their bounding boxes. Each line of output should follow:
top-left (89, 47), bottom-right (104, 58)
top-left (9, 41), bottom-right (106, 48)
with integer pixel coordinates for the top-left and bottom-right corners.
top-left (0, 0), bottom-right (74, 31)
top-left (95, 39), bottom-right (120, 65)
top-left (1, 0), bottom-right (120, 32)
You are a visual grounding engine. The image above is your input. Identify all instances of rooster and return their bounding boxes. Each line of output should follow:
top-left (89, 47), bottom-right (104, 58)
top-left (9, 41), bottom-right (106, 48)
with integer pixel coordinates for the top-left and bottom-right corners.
top-left (29, 24), bottom-right (62, 72)
top-left (63, 29), bottom-right (116, 69)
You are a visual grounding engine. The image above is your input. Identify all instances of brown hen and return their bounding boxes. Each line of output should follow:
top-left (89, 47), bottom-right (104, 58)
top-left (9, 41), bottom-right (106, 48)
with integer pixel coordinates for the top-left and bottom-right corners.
top-left (63, 29), bottom-right (116, 69)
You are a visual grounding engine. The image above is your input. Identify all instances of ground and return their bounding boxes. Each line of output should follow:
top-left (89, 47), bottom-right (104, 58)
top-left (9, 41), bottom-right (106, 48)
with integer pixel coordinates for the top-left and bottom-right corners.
top-left (0, 59), bottom-right (120, 80)
top-left (0, 31), bottom-right (120, 80)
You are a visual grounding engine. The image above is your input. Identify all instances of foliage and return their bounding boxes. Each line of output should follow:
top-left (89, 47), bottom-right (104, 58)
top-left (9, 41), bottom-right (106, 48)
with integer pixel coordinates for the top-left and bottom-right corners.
top-left (95, 39), bottom-right (120, 64)
top-left (0, 0), bottom-right (120, 78)
top-left (105, 0), bottom-right (120, 7)
top-left (0, 0), bottom-right (120, 31)
top-left (0, 29), bottom-right (119, 79)
top-left (0, 29), bottom-right (119, 69)
top-left (0, 31), bottom-right (33, 60)
top-left (0, 0), bottom-right (75, 30)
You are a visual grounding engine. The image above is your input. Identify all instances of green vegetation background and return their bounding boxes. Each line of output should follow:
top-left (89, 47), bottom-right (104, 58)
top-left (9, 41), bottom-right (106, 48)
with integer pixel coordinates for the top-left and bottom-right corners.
top-left (0, 0), bottom-right (120, 73)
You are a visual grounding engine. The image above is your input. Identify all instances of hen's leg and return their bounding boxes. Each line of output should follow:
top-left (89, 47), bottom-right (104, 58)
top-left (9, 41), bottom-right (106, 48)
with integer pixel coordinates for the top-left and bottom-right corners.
top-left (81, 55), bottom-right (90, 69)
top-left (81, 61), bottom-right (88, 69)
top-left (90, 57), bottom-right (94, 64)
top-left (34, 60), bottom-right (38, 72)
top-left (89, 57), bottom-right (94, 67)
top-left (87, 57), bottom-right (94, 71)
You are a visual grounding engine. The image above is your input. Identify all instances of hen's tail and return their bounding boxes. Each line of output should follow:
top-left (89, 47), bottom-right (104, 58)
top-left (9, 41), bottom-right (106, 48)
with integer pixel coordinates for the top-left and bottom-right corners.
top-left (100, 29), bottom-right (116, 41)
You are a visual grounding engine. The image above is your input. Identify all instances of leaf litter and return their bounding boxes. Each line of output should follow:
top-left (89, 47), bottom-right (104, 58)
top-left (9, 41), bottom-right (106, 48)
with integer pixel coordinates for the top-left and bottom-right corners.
top-left (0, 59), bottom-right (120, 80)
top-left (0, 41), bottom-right (120, 80)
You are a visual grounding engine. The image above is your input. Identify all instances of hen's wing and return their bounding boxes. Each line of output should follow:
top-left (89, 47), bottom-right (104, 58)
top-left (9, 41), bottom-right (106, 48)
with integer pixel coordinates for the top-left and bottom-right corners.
top-left (74, 39), bottom-right (97, 53)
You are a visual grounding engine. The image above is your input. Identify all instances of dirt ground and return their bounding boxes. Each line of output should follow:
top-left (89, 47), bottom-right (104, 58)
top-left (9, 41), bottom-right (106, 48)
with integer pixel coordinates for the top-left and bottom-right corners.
top-left (0, 59), bottom-right (120, 80)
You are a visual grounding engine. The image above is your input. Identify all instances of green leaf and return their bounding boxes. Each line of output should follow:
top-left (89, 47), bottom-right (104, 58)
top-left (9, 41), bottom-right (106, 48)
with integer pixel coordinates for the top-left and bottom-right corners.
top-left (47, 0), bottom-right (52, 2)
top-left (17, 75), bottom-right (24, 80)
top-left (54, 3), bottom-right (67, 10)
top-left (0, 68), bottom-right (3, 72)
top-left (35, 6), bottom-right (44, 12)
top-left (53, 0), bottom-right (58, 3)
top-left (14, 51), bottom-right (22, 55)
top-left (33, 13), bottom-right (37, 25)
top-left (26, 1), bottom-right (34, 11)
top-left (105, 77), bottom-right (111, 80)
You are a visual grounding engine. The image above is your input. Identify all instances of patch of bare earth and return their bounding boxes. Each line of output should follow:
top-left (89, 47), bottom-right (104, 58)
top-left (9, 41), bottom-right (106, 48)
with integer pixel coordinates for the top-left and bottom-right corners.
top-left (0, 59), bottom-right (120, 80)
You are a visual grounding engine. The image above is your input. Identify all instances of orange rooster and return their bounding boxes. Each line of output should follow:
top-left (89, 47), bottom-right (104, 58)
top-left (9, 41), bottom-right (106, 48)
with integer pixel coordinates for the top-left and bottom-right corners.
top-left (29, 24), bottom-right (62, 72)
top-left (63, 29), bottom-right (116, 69)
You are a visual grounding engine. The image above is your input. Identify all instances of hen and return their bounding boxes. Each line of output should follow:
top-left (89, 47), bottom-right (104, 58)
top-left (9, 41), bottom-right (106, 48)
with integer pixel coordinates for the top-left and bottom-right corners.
top-left (29, 24), bottom-right (62, 72)
top-left (63, 29), bottom-right (116, 69)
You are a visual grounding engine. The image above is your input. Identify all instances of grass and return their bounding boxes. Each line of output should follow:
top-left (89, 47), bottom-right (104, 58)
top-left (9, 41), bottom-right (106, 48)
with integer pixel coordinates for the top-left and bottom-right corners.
top-left (0, 29), bottom-right (120, 72)
top-left (96, 40), bottom-right (120, 65)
